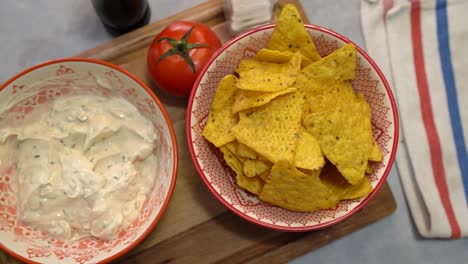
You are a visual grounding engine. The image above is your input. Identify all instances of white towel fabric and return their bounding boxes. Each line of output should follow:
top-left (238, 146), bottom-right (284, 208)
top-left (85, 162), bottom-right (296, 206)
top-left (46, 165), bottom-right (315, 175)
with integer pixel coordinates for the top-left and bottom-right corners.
top-left (361, 0), bottom-right (468, 238)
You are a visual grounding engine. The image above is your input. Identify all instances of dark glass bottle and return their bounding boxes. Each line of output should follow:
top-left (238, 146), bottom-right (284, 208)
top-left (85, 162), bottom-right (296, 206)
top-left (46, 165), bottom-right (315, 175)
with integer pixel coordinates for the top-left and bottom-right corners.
top-left (91, 0), bottom-right (151, 35)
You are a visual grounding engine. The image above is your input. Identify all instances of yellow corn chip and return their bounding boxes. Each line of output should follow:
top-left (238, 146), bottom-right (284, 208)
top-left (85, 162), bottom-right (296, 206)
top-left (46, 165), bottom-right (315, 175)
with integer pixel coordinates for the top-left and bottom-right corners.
top-left (232, 87), bottom-right (297, 113)
top-left (243, 159), bottom-right (272, 177)
top-left (224, 141), bottom-right (237, 155)
top-left (255, 48), bottom-right (313, 67)
top-left (232, 91), bottom-right (304, 163)
top-left (294, 128), bottom-right (324, 170)
top-left (259, 161), bottom-right (338, 212)
top-left (235, 142), bottom-right (260, 160)
top-left (369, 139), bottom-right (383, 162)
top-left (219, 145), bottom-right (243, 177)
top-left (303, 94), bottom-right (373, 185)
top-left (301, 43), bottom-right (357, 81)
top-left (236, 173), bottom-right (264, 195)
top-left (202, 75), bottom-right (239, 147)
top-left (342, 177), bottom-right (371, 200)
top-left (320, 162), bottom-right (372, 200)
top-left (302, 81), bottom-right (356, 116)
top-left (294, 72), bottom-right (329, 99)
top-left (236, 52), bottom-right (301, 92)
top-left (220, 144), bottom-right (263, 194)
top-left (366, 164), bottom-right (374, 174)
top-left (258, 170), bottom-right (271, 182)
top-left (235, 59), bottom-right (284, 75)
top-left (224, 141), bottom-right (247, 163)
top-left (298, 168), bottom-right (316, 175)
top-left (255, 49), bottom-right (295, 63)
top-left (267, 4), bottom-right (321, 62)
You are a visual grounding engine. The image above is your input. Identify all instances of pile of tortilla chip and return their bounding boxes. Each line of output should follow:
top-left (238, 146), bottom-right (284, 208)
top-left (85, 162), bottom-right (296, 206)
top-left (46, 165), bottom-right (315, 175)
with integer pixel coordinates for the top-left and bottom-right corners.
top-left (202, 4), bottom-right (383, 212)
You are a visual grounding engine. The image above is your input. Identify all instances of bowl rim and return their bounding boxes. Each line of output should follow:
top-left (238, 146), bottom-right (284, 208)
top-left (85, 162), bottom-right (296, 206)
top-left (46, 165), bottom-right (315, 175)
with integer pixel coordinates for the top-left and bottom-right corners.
top-left (186, 23), bottom-right (399, 232)
top-left (0, 57), bottom-right (179, 264)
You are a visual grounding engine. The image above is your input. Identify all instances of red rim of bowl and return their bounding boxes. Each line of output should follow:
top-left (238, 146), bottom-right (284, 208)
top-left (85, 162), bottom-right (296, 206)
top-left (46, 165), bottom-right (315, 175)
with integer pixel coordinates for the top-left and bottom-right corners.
top-left (186, 24), bottom-right (399, 232)
top-left (0, 57), bottom-right (179, 264)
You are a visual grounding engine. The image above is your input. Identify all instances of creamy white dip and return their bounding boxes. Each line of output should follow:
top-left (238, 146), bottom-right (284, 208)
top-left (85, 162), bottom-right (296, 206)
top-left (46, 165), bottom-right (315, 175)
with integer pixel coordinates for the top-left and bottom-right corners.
top-left (0, 95), bottom-right (158, 241)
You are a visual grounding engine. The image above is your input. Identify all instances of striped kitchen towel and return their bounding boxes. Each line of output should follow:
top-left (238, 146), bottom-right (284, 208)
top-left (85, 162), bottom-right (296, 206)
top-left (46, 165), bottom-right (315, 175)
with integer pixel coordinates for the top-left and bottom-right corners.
top-left (361, 0), bottom-right (468, 238)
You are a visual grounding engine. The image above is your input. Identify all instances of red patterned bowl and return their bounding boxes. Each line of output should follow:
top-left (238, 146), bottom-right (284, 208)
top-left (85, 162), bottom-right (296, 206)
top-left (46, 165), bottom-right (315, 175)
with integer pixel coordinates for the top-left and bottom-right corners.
top-left (186, 24), bottom-right (398, 231)
top-left (0, 58), bottom-right (178, 263)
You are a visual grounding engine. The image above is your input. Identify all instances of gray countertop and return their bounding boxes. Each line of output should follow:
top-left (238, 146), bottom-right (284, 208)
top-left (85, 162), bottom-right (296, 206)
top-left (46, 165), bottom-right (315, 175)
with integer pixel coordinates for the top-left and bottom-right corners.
top-left (1, 0), bottom-right (467, 263)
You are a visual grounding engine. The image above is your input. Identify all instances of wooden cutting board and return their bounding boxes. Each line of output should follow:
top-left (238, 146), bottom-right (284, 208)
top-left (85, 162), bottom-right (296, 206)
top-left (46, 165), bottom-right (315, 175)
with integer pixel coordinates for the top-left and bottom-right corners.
top-left (1, 0), bottom-right (397, 263)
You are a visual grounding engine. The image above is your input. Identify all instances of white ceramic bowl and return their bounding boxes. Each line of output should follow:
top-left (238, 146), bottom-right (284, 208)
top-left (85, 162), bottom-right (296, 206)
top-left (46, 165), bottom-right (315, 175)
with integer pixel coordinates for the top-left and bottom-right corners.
top-left (0, 58), bottom-right (178, 263)
top-left (187, 24), bottom-right (399, 231)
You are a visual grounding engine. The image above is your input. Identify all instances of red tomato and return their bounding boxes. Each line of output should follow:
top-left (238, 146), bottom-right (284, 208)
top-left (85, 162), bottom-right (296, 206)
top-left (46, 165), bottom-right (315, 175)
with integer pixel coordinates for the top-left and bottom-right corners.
top-left (147, 21), bottom-right (222, 97)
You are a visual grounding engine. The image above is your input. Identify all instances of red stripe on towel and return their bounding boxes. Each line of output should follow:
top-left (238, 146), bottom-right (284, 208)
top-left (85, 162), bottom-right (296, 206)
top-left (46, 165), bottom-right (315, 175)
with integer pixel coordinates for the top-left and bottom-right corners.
top-left (410, 0), bottom-right (461, 238)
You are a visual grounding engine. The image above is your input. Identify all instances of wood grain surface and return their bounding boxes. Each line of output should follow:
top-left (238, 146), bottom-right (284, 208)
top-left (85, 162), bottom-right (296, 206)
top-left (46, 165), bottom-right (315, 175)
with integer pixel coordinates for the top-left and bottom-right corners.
top-left (116, 183), bottom-right (396, 264)
top-left (0, 0), bottom-right (397, 263)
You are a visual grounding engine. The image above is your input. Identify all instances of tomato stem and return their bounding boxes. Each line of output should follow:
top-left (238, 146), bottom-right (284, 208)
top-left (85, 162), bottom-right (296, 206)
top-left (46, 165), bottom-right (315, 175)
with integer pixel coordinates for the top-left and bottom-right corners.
top-left (156, 26), bottom-right (210, 73)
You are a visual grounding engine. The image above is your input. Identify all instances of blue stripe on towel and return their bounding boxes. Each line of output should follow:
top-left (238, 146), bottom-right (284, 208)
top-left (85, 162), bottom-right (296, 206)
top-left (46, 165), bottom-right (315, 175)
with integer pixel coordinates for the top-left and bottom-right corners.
top-left (436, 0), bottom-right (468, 201)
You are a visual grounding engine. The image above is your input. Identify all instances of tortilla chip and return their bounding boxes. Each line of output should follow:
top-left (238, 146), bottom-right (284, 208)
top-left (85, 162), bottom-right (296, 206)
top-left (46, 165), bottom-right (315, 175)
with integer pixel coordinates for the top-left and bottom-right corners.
top-left (302, 81), bottom-right (356, 116)
top-left (219, 145), bottom-right (243, 177)
top-left (294, 73), bottom-right (329, 100)
top-left (235, 142), bottom-right (258, 160)
top-left (369, 139), bottom-right (383, 162)
top-left (267, 4), bottom-right (321, 62)
top-left (235, 58), bottom-right (284, 75)
top-left (320, 162), bottom-right (372, 200)
top-left (243, 159), bottom-right (272, 177)
top-left (259, 161), bottom-right (338, 212)
top-left (202, 75), bottom-right (239, 147)
top-left (232, 87), bottom-right (297, 113)
top-left (301, 43), bottom-right (357, 82)
top-left (255, 49), bottom-right (295, 63)
top-left (224, 141), bottom-right (247, 163)
top-left (232, 91), bottom-right (304, 163)
top-left (224, 141), bottom-right (237, 155)
top-left (236, 52), bottom-right (301, 92)
top-left (302, 94), bottom-right (373, 185)
top-left (258, 170), bottom-right (271, 182)
top-left (236, 173), bottom-right (264, 195)
top-left (255, 48), bottom-right (313, 67)
top-left (294, 128), bottom-right (324, 170)
top-left (220, 144), bottom-right (263, 194)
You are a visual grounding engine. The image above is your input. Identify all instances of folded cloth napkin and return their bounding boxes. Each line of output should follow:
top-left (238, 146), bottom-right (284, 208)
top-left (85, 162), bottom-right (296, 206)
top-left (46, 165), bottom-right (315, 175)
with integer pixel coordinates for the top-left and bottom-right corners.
top-left (361, 0), bottom-right (468, 238)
